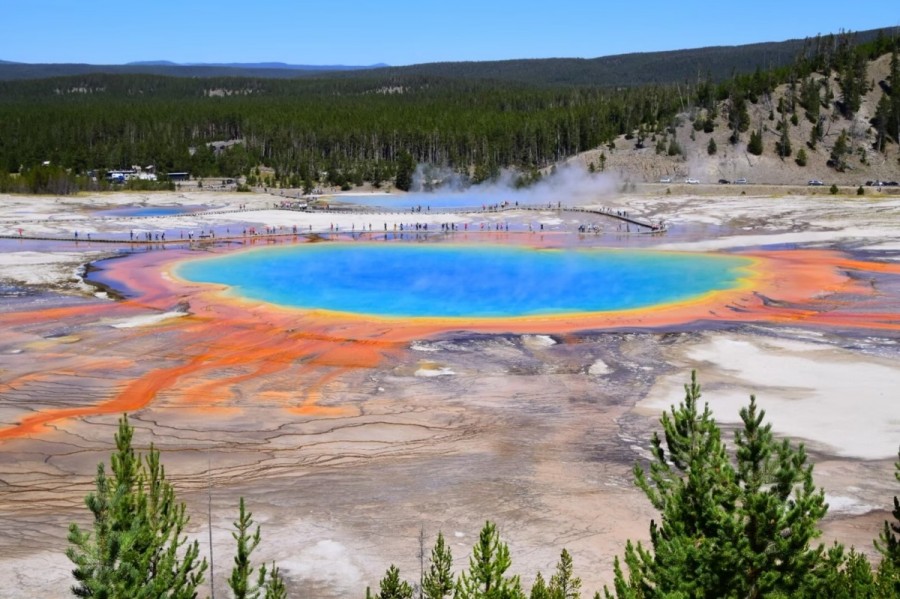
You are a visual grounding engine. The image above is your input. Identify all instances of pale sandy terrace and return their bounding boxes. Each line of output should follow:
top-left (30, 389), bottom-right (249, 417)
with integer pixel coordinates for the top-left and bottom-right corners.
top-left (0, 188), bottom-right (898, 597)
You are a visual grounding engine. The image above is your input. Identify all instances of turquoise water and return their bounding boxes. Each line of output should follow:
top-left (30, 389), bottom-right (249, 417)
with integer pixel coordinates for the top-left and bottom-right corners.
top-left (98, 206), bottom-right (201, 217)
top-left (175, 244), bottom-right (752, 318)
top-left (333, 192), bottom-right (493, 210)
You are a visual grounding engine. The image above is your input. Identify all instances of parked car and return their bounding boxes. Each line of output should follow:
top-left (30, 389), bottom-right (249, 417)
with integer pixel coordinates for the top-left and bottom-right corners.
top-left (735, 178), bottom-right (748, 184)
top-left (685, 178), bottom-right (700, 184)
top-left (808, 180), bottom-right (824, 186)
top-left (659, 176), bottom-right (672, 183)
top-left (885, 181), bottom-right (899, 186)
top-left (718, 179), bottom-right (730, 184)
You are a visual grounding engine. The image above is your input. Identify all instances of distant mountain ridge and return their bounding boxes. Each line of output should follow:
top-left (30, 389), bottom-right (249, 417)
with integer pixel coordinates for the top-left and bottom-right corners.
top-left (353, 27), bottom-right (897, 86)
top-left (0, 63), bottom-right (363, 81)
top-left (0, 60), bottom-right (388, 81)
top-left (125, 60), bottom-right (179, 66)
top-left (1, 26), bottom-right (896, 84)
top-left (126, 60), bottom-right (389, 70)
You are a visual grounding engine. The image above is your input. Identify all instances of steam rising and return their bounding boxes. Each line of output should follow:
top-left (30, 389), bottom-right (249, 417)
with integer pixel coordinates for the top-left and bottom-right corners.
top-left (410, 162), bottom-right (621, 206)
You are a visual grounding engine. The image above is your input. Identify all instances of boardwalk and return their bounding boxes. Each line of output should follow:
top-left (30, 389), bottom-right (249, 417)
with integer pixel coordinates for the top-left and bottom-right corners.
top-left (0, 203), bottom-right (665, 245)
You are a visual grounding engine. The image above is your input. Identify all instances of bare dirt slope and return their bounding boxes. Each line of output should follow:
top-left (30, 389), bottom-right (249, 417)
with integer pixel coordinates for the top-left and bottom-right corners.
top-left (572, 53), bottom-right (900, 187)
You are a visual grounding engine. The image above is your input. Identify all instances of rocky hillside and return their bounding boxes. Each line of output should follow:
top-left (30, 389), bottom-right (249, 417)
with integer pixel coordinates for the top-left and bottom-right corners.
top-left (573, 53), bottom-right (900, 187)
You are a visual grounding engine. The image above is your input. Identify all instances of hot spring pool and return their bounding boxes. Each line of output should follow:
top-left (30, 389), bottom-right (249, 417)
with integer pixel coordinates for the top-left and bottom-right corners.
top-left (331, 192), bottom-right (492, 210)
top-left (174, 244), bottom-right (753, 318)
top-left (97, 205), bottom-right (203, 217)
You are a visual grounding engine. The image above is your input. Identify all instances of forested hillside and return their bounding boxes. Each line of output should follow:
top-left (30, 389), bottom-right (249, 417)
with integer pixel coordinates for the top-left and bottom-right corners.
top-left (583, 31), bottom-right (900, 185)
top-left (0, 75), bottom-right (683, 190)
top-left (0, 29), bottom-right (898, 194)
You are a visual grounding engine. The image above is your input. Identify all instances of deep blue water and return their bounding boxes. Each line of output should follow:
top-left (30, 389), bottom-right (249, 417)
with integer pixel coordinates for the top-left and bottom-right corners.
top-left (175, 244), bottom-right (752, 318)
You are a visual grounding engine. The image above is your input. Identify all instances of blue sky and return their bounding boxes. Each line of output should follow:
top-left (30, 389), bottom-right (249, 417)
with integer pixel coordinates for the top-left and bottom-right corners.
top-left (1, 0), bottom-right (897, 66)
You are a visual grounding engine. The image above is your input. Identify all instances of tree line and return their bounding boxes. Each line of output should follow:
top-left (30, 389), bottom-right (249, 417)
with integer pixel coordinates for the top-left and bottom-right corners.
top-left (66, 373), bottom-right (899, 597)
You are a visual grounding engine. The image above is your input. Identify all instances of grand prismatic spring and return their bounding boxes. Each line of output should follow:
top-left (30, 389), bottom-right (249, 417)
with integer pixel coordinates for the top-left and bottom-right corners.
top-left (174, 244), bottom-right (754, 318)
top-left (1, 190), bottom-right (899, 597)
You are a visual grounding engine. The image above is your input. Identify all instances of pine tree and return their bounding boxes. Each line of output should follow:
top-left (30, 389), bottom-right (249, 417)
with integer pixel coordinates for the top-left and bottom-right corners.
top-left (606, 372), bottom-right (838, 598)
top-left (706, 138), bottom-right (717, 156)
top-left (808, 120), bottom-right (821, 150)
top-left (727, 88), bottom-right (751, 144)
top-left (654, 138), bottom-right (666, 155)
top-left (455, 521), bottom-right (525, 599)
top-left (394, 151), bottom-right (416, 192)
top-left (889, 46), bottom-right (900, 144)
top-left (838, 51), bottom-right (868, 117)
top-left (228, 497), bottom-right (268, 599)
top-left (804, 543), bottom-right (877, 597)
top-left (617, 370), bottom-right (735, 597)
top-left (529, 572), bottom-right (550, 599)
top-left (873, 94), bottom-right (891, 153)
top-left (378, 565), bottom-right (414, 599)
top-left (830, 130), bottom-right (850, 171)
top-left (264, 563), bottom-right (288, 599)
top-left (874, 448), bottom-right (900, 594)
top-left (423, 532), bottom-right (454, 599)
top-left (727, 397), bottom-right (827, 596)
top-left (604, 541), bottom-right (648, 599)
top-left (748, 128), bottom-right (763, 155)
top-left (67, 463), bottom-right (119, 597)
top-left (801, 77), bottom-right (820, 123)
top-left (777, 117), bottom-right (792, 158)
top-left (547, 549), bottom-right (581, 599)
top-left (666, 138), bottom-right (681, 157)
top-left (67, 414), bottom-right (207, 598)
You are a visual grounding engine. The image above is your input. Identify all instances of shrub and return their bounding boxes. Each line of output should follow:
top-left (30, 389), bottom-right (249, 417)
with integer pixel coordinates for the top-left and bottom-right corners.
top-left (830, 184), bottom-right (839, 195)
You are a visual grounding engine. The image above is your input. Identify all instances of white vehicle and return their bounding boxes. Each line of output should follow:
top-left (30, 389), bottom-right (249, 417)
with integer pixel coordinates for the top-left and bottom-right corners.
top-left (685, 178), bottom-right (700, 184)
top-left (659, 176), bottom-right (672, 183)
